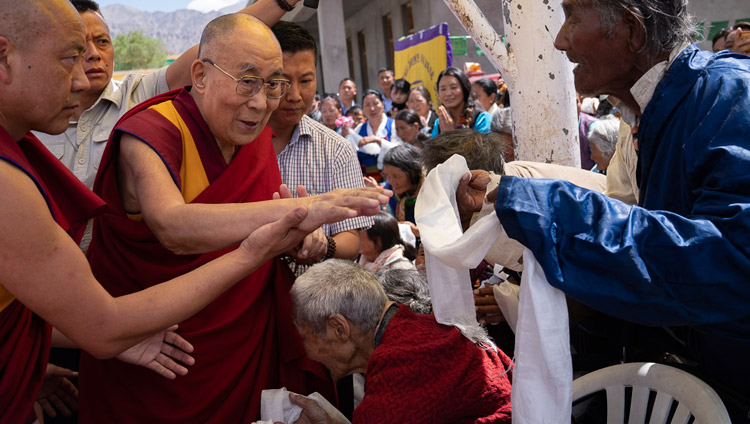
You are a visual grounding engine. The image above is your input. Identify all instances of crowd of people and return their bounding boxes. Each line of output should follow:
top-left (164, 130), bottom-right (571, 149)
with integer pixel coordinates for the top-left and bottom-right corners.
top-left (1, 0), bottom-right (749, 422)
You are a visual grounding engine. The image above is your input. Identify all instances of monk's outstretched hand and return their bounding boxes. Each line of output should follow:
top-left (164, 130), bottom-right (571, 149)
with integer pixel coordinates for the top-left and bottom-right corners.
top-left (297, 187), bottom-right (392, 232)
top-left (116, 324), bottom-right (195, 379)
top-left (240, 207), bottom-right (311, 259)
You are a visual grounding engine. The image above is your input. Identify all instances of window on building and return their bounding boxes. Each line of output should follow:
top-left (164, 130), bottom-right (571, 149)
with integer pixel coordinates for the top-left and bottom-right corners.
top-left (347, 37), bottom-right (355, 79)
top-left (383, 13), bottom-right (394, 71)
top-left (357, 30), bottom-right (369, 90)
top-left (401, 2), bottom-right (415, 36)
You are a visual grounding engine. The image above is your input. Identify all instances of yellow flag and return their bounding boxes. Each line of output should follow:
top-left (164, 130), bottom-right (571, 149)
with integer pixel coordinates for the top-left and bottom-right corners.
top-left (394, 23), bottom-right (452, 108)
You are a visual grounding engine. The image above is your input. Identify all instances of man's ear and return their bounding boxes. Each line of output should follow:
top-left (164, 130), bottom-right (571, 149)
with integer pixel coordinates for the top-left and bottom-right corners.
top-left (326, 314), bottom-right (351, 341)
top-left (191, 59), bottom-right (207, 93)
top-left (623, 7), bottom-right (647, 54)
top-left (0, 36), bottom-right (14, 85)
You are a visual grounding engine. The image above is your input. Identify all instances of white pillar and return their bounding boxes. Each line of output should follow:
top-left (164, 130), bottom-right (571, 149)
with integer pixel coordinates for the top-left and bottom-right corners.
top-left (316, 0), bottom-right (349, 93)
top-left (442, 0), bottom-right (580, 167)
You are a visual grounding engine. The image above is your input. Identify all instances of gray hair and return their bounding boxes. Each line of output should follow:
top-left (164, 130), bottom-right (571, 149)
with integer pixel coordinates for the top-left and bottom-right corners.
top-left (593, 0), bottom-right (696, 60)
top-left (490, 107), bottom-right (513, 137)
top-left (588, 116), bottom-right (619, 157)
top-left (376, 268), bottom-right (432, 314)
top-left (422, 129), bottom-right (507, 174)
top-left (291, 260), bottom-right (388, 336)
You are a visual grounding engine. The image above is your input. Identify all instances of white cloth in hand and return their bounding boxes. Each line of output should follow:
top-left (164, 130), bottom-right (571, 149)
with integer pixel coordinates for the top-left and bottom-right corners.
top-left (258, 388), bottom-right (351, 424)
top-left (415, 154), bottom-right (571, 423)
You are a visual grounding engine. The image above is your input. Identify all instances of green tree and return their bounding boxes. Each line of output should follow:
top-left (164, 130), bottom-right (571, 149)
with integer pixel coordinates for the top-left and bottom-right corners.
top-left (113, 30), bottom-right (167, 71)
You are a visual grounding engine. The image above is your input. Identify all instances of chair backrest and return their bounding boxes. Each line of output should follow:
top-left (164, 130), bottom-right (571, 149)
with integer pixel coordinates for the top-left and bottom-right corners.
top-left (572, 362), bottom-right (731, 424)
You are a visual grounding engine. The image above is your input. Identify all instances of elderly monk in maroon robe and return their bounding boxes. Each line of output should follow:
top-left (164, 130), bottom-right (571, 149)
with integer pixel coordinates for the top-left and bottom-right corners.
top-left (0, 1), bottom-right (387, 422)
top-left (78, 13), bottom-right (391, 424)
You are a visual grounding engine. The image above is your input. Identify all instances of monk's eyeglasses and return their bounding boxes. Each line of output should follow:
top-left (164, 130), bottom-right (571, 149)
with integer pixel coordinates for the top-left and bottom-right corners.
top-left (202, 58), bottom-right (290, 99)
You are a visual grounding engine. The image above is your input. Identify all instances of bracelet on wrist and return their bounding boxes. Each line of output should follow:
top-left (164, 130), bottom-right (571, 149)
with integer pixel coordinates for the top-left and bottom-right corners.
top-left (323, 235), bottom-right (337, 260)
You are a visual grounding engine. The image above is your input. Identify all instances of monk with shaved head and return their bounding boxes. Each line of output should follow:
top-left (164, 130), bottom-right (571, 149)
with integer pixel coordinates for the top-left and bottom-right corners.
top-left (0, 1), bottom-right (387, 422)
top-left (77, 12), bottom-right (391, 423)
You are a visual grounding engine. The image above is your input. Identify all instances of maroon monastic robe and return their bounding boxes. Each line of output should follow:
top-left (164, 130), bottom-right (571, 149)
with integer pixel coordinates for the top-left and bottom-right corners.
top-left (79, 88), bottom-right (332, 423)
top-left (0, 126), bottom-right (104, 422)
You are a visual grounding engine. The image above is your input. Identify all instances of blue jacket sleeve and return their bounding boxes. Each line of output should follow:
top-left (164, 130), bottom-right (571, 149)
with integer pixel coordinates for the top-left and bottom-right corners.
top-left (495, 176), bottom-right (750, 336)
top-left (494, 56), bottom-right (750, 339)
top-left (431, 119), bottom-right (440, 138)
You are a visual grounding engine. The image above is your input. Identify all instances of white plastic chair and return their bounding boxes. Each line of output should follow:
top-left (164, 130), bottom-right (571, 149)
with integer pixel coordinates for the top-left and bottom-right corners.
top-left (572, 362), bottom-right (731, 424)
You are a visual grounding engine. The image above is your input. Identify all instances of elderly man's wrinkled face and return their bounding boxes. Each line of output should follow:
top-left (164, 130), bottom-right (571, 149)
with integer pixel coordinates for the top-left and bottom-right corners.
top-left (554, 0), bottom-right (636, 97)
top-left (195, 26), bottom-right (283, 150)
top-left (296, 324), bottom-right (357, 381)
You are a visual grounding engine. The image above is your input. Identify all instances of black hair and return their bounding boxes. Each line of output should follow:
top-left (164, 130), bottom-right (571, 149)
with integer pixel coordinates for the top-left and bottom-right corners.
top-left (395, 109), bottom-right (423, 128)
top-left (391, 78), bottom-right (411, 95)
top-left (395, 109), bottom-right (429, 148)
top-left (472, 77), bottom-right (498, 100)
top-left (596, 97), bottom-right (614, 117)
top-left (383, 144), bottom-right (423, 187)
top-left (339, 77), bottom-right (355, 89)
top-left (271, 20), bottom-right (317, 57)
top-left (361, 89), bottom-right (384, 104)
top-left (378, 68), bottom-right (394, 77)
top-left (71, 0), bottom-right (101, 13)
top-left (501, 89), bottom-right (511, 108)
top-left (346, 105), bottom-right (363, 116)
top-left (436, 67), bottom-right (477, 128)
top-left (365, 212), bottom-right (417, 261)
top-left (712, 28), bottom-right (730, 47)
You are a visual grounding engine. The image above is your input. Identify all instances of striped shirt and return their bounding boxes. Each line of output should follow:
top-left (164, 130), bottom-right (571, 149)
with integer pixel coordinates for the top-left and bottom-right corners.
top-left (277, 115), bottom-right (374, 237)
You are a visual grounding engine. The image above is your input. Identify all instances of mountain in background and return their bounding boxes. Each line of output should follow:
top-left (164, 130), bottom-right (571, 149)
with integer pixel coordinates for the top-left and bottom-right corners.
top-left (101, 2), bottom-right (246, 55)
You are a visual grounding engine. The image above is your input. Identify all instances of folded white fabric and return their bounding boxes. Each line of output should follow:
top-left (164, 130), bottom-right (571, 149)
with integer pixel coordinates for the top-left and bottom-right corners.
top-left (415, 155), bottom-right (502, 342)
top-left (493, 282), bottom-right (520, 333)
top-left (512, 249), bottom-right (571, 423)
top-left (258, 388), bottom-right (351, 424)
top-left (415, 154), bottom-right (571, 423)
top-left (259, 388), bottom-right (302, 424)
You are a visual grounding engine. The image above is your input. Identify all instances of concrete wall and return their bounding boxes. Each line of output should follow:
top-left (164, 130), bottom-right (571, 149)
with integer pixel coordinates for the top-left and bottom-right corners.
top-left (291, 0), bottom-right (750, 96)
top-left (689, 0), bottom-right (750, 50)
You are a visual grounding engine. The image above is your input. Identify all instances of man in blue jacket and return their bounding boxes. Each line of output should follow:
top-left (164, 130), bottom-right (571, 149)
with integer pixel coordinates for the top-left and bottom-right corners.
top-left (458, 0), bottom-right (750, 412)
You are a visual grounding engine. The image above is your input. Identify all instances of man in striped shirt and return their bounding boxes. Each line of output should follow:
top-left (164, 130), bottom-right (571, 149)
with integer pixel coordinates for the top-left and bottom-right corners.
top-left (269, 21), bottom-right (373, 274)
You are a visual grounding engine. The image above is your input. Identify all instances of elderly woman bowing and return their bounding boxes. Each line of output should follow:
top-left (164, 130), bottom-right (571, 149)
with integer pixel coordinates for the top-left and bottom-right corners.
top-left (288, 260), bottom-right (512, 424)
